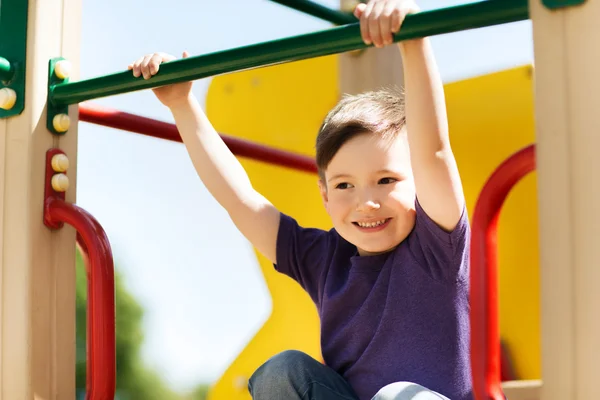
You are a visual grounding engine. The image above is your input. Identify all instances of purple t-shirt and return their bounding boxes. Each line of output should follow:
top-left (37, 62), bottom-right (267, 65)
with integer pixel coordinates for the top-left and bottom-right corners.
top-left (274, 199), bottom-right (472, 400)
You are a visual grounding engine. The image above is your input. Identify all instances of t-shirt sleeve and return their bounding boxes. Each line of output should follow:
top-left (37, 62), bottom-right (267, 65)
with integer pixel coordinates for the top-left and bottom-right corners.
top-left (408, 197), bottom-right (470, 282)
top-left (273, 212), bottom-right (331, 301)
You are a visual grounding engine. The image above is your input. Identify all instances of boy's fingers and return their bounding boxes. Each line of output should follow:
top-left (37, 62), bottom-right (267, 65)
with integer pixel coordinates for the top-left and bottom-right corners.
top-left (130, 52), bottom-right (179, 78)
top-left (368, 1), bottom-right (385, 47)
top-left (354, 2), bottom-right (366, 18)
top-left (390, 7), bottom-right (402, 34)
top-left (359, 15), bottom-right (370, 45)
top-left (354, 1), bottom-right (373, 45)
top-left (140, 54), bottom-right (154, 79)
top-left (379, 9), bottom-right (393, 45)
top-left (132, 58), bottom-right (143, 78)
top-left (182, 50), bottom-right (190, 59)
top-left (149, 53), bottom-right (163, 75)
top-left (360, 1), bottom-right (374, 45)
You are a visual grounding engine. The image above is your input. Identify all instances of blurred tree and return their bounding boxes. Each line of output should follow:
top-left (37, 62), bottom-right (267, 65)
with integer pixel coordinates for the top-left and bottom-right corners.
top-left (189, 383), bottom-right (210, 399)
top-left (75, 249), bottom-right (180, 399)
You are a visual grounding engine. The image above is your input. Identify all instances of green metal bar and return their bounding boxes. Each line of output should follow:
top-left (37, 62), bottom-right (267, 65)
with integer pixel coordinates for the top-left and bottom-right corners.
top-left (49, 0), bottom-right (528, 107)
top-left (0, 0), bottom-right (29, 118)
top-left (0, 57), bottom-right (14, 83)
top-left (542, 0), bottom-right (585, 9)
top-left (268, 0), bottom-right (356, 25)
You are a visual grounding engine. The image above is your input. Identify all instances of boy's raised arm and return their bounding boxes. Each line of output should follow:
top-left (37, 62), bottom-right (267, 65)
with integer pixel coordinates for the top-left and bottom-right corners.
top-left (399, 37), bottom-right (465, 231)
top-left (129, 52), bottom-right (281, 263)
top-left (355, 1), bottom-right (465, 232)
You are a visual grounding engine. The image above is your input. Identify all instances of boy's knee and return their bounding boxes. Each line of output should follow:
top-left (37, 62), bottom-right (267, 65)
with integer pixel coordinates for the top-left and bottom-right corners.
top-left (248, 350), bottom-right (318, 396)
top-left (253, 350), bottom-right (315, 377)
top-left (371, 382), bottom-right (449, 400)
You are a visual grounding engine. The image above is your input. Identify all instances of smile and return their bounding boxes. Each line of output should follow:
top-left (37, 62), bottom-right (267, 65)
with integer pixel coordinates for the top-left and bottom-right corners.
top-left (353, 218), bottom-right (391, 231)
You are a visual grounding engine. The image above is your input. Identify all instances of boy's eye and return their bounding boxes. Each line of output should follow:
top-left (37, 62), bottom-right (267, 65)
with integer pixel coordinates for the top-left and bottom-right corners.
top-left (378, 177), bottom-right (397, 185)
top-left (335, 182), bottom-right (353, 189)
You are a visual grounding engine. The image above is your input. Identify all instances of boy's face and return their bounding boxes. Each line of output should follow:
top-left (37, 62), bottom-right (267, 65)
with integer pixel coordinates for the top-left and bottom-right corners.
top-left (319, 132), bottom-right (416, 256)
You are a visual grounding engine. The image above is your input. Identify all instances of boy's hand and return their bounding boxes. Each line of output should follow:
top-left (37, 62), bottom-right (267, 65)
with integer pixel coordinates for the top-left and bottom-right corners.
top-left (354, 0), bottom-right (420, 48)
top-left (128, 51), bottom-right (193, 108)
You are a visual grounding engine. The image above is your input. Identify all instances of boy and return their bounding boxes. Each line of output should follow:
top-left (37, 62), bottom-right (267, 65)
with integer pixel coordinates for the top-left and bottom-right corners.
top-left (129, 0), bottom-right (472, 399)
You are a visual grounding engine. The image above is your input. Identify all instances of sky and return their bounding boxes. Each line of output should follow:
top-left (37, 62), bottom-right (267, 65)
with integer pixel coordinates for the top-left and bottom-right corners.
top-left (76, 0), bottom-right (534, 392)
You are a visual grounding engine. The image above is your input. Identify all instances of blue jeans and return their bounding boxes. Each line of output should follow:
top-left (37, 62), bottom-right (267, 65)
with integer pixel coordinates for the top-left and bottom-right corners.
top-left (248, 350), bottom-right (450, 400)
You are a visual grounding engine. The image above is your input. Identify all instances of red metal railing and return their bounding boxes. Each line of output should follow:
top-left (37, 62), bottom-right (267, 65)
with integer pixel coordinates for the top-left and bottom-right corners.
top-left (470, 144), bottom-right (536, 400)
top-left (44, 197), bottom-right (116, 400)
top-left (78, 102), bottom-right (318, 174)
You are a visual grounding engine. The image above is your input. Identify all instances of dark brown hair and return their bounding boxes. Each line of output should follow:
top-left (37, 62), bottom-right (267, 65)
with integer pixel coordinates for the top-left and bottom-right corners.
top-left (316, 87), bottom-right (406, 181)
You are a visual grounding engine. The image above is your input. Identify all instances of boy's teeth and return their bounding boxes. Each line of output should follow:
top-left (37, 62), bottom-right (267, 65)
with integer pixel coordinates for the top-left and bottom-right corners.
top-left (357, 219), bottom-right (386, 228)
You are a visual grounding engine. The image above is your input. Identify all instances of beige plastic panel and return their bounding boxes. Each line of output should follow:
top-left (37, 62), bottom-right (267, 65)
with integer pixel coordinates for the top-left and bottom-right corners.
top-left (502, 380), bottom-right (542, 400)
top-left (0, 0), bottom-right (81, 398)
top-left (530, 0), bottom-right (600, 399)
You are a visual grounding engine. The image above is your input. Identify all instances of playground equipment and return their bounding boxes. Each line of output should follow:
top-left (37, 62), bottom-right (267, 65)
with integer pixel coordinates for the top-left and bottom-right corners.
top-left (77, 103), bottom-right (318, 174)
top-left (44, 0), bottom-right (527, 120)
top-left (1, 0), bottom-right (598, 399)
top-left (269, 0), bottom-right (357, 24)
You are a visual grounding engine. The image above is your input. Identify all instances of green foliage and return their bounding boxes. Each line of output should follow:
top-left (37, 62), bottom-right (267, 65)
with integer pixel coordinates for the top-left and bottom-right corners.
top-left (75, 249), bottom-right (181, 399)
top-left (188, 384), bottom-right (210, 399)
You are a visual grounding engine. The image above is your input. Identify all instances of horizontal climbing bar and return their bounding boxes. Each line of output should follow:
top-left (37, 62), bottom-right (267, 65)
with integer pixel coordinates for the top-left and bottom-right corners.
top-left (268, 0), bottom-right (356, 25)
top-left (0, 57), bottom-right (13, 82)
top-left (78, 103), bottom-right (318, 174)
top-left (50, 0), bottom-right (528, 106)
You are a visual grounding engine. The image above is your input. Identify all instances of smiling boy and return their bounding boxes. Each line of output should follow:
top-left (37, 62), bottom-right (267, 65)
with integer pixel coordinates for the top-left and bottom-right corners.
top-left (129, 0), bottom-right (472, 399)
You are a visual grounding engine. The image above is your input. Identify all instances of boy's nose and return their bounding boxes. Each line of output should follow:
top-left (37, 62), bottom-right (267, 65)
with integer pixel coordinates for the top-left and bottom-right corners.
top-left (356, 198), bottom-right (381, 212)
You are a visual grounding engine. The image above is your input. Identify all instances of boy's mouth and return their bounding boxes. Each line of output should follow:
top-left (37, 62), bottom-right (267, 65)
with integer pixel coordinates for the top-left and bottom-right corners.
top-left (352, 218), bottom-right (391, 231)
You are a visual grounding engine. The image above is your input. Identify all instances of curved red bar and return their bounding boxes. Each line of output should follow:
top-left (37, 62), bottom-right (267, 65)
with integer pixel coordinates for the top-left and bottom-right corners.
top-left (470, 144), bottom-right (536, 400)
top-left (45, 197), bottom-right (116, 400)
top-left (78, 102), bottom-right (318, 174)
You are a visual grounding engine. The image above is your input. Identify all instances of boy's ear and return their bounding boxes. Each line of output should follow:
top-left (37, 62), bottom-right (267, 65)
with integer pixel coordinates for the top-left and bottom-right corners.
top-left (318, 179), bottom-right (329, 213)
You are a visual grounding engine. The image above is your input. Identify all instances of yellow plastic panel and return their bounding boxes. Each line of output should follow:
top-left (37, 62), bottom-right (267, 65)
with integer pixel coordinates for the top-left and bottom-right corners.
top-left (446, 66), bottom-right (540, 379)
